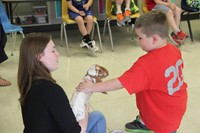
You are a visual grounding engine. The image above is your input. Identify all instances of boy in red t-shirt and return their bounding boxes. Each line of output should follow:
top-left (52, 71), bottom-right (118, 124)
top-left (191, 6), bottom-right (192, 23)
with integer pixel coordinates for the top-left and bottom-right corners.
top-left (76, 10), bottom-right (188, 133)
top-left (145, 0), bottom-right (188, 46)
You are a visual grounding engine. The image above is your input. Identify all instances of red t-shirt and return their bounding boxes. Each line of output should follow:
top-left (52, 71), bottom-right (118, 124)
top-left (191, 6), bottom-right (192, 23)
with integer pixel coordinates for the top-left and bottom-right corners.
top-left (146, 0), bottom-right (167, 10)
top-left (146, 0), bottom-right (156, 10)
top-left (118, 44), bottom-right (187, 133)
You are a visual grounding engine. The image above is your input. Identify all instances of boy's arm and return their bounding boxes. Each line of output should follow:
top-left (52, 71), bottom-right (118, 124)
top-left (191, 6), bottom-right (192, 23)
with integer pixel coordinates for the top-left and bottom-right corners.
top-left (83, 0), bottom-right (93, 10)
top-left (85, 0), bottom-right (93, 7)
top-left (67, 1), bottom-right (80, 14)
top-left (77, 78), bottom-right (123, 93)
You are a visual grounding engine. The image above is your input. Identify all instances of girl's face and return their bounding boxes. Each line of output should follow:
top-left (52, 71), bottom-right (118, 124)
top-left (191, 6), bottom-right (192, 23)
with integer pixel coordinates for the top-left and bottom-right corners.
top-left (39, 40), bottom-right (59, 72)
top-left (134, 28), bottom-right (156, 52)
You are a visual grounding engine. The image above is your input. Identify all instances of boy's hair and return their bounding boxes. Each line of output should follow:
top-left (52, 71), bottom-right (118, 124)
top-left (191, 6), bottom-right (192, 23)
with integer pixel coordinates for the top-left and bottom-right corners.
top-left (134, 10), bottom-right (169, 39)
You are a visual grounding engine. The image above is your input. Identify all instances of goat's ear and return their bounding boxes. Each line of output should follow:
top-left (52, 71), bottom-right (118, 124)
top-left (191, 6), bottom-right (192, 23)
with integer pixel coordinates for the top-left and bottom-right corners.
top-left (98, 66), bottom-right (109, 76)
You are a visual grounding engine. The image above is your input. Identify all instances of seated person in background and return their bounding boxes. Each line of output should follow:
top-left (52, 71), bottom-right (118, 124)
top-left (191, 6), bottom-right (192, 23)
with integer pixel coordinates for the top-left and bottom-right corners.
top-left (146, 0), bottom-right (189, 45)
top-left (111, 0), bottom-right (139, 26)
top-left (186, 0), bottom-right (200, 10)
top-left (67, 0), bottom-right (99, 53)
top-left (0, 76), bottom-right (11, 86)
top-left (0, 23), bottom-right (11, 87)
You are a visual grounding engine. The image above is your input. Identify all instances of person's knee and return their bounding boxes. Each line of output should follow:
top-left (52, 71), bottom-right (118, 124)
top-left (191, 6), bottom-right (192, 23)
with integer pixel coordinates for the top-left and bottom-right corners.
top-left (91, 111), bottom-right (106, 121)
top-left (75, 16), bottom-right (84, 24)
top-left (166, 9), bottom-right (173, 16)
top-left (85, 16), bottom-right (93, 22)
top-left (92, 111), bottom-right (104, 117)
top-left (176, 6), bottom-right (182, 14)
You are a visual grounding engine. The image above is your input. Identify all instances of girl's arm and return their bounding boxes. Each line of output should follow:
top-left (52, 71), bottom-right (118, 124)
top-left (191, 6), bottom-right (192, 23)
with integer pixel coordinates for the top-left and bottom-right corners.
top-left (78, 105), bottom-right (89, 133)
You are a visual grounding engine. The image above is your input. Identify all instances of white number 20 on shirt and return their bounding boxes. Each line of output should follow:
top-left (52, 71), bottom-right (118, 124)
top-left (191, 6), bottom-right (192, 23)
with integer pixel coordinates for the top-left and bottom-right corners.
top-left (165, 59), bottom-right (184, 95)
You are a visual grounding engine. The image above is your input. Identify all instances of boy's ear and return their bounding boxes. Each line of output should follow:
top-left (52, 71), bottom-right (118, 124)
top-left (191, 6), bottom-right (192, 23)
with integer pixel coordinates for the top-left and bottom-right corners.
top-left (152, 34), bottom-right (160, 44)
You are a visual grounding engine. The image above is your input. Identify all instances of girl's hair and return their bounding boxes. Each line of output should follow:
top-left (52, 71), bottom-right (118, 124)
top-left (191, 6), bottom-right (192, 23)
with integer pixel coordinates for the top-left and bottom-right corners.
top-left (134, 10), bottom-right (169, 38)
top-left (18, 33), bottom-right (56, 106)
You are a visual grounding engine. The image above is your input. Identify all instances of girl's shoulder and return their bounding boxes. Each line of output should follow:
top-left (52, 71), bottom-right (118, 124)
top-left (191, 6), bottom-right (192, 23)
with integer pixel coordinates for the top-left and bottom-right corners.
top-left (32, 79), bottom-right (63, 93)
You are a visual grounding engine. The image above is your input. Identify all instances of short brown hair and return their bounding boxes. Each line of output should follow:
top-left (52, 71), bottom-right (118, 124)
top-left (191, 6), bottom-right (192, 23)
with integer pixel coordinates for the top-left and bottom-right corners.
top-left (134, 10), bottom-right (169, 39)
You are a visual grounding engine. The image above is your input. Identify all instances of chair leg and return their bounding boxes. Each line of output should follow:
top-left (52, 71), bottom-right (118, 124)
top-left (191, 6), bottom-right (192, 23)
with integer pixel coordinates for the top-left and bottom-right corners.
top-left (91, 23), bottom-right (95, 40)
top-left (60, 23), bottom-right (64, 46)
top-left (131, 24), bottom-right (135, 41)
top-left (102, 18), bottom-right (109, 42)
top-left (63, 23), bottom-right (70, 56)
top-left (20, 31), bottom-right (25, 38)
top-left (9, 31), bottom-right (24, 56)
top-left (10, 32), bottom-right (17, 56)
top-left (186, 13), bottom-right (193, 42)
top-left (94, 21), bottom-right (103, 53)
top-left (107, 20), bottom-right (114, 51)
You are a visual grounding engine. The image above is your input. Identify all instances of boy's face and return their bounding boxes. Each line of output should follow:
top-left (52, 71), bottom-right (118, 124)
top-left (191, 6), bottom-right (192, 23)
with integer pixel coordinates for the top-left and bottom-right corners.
top-left (134, 28), bottom-right (156, 52)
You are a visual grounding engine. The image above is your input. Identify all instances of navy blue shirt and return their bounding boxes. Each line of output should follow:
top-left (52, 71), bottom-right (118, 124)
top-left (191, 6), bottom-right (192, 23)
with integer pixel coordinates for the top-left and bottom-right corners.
top-left (67, 0), bottom-right (89, 11)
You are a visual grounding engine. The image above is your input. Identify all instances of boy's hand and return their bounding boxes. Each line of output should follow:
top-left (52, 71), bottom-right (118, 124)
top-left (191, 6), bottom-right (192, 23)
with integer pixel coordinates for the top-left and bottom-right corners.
top-left (79, 11), bottom-right (86, 16)
top-left (83, 4), bottom-right (90, 11)
top-left (76, 78), bottom-right (93, 92)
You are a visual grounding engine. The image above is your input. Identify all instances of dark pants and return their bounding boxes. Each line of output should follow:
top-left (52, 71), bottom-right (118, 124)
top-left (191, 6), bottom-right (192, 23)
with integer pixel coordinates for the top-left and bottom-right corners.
top-left (0, 24), bottom-right (8, 64)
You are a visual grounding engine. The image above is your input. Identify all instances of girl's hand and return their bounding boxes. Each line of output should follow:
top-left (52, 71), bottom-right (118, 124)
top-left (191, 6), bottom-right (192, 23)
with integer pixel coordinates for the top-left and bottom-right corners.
top-left (79, 104), bottom-right (89, 133)
top-left (76, 78), bottom-right (93, 92)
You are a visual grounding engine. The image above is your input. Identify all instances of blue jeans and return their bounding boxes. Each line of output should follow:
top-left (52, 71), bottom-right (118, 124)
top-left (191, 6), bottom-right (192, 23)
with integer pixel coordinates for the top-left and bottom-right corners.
top-left (86, 111), bottom-right (106, 133)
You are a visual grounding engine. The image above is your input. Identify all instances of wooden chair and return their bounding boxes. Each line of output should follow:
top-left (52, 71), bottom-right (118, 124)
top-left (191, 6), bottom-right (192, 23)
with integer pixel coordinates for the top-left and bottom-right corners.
top-left (60, 0), bottom-right (103, 56)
